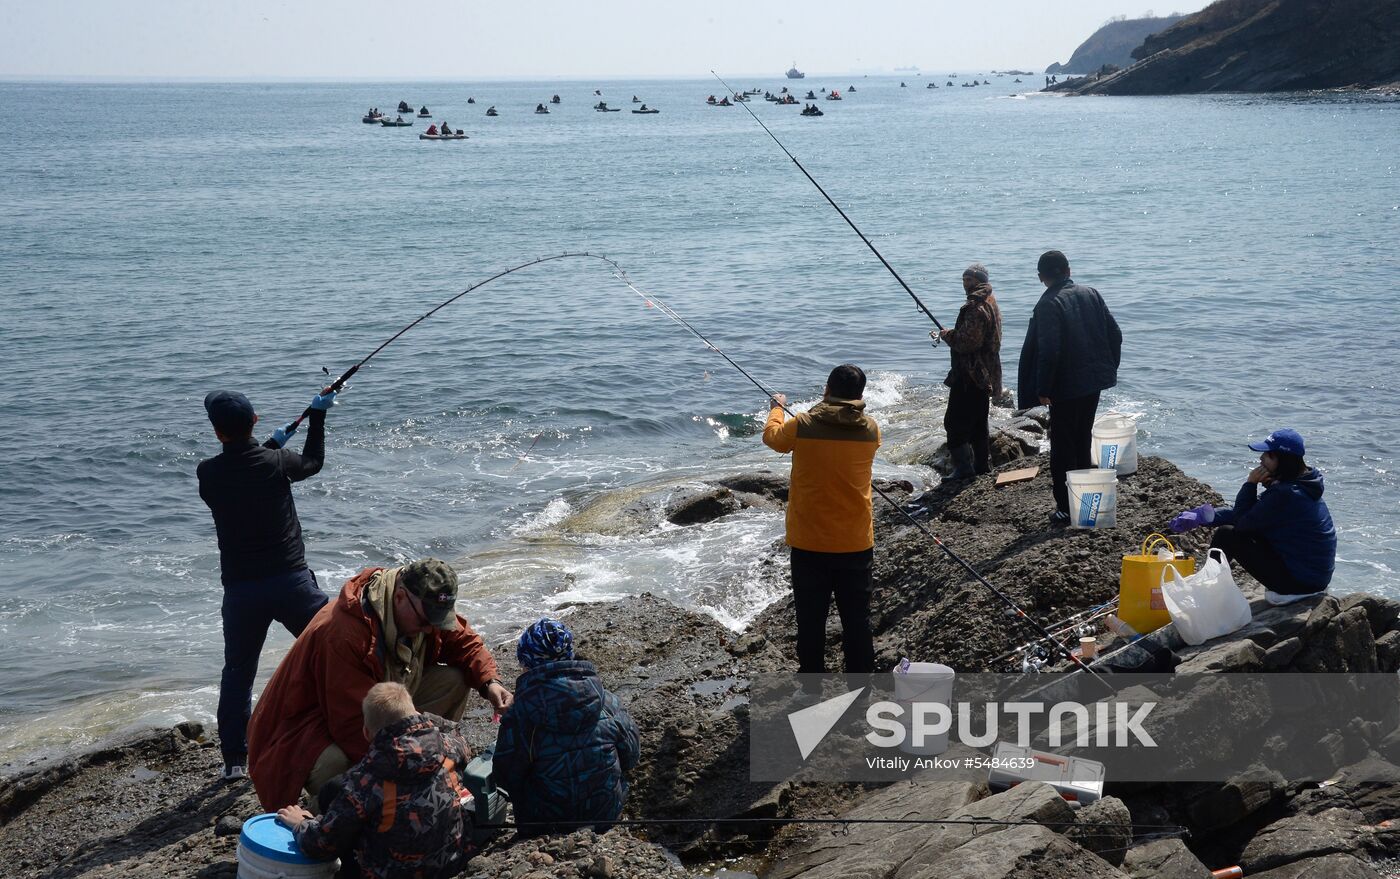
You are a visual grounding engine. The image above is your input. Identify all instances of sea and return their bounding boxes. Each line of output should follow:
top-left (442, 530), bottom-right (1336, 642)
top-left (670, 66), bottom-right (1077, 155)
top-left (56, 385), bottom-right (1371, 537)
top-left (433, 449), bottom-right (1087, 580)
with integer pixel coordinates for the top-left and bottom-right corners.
top-left (1, 76), bottom-right (1397, 763)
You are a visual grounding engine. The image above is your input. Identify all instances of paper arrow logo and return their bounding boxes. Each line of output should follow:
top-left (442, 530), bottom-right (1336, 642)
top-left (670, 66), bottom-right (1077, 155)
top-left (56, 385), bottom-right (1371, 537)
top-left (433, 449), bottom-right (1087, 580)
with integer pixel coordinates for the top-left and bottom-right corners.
top-left (788, 687), bottom-right (865, 760)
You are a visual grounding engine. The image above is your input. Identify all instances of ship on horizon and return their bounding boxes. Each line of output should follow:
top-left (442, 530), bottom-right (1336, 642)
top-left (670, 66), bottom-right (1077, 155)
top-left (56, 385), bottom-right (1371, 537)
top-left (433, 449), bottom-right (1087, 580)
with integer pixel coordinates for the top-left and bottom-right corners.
top-left (785, 62), bottom-right (805, 79)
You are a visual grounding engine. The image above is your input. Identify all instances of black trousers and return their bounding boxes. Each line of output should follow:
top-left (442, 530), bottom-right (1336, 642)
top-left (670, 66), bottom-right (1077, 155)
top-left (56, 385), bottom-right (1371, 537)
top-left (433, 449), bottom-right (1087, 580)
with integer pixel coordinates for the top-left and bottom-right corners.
top-left (791, 547), bottom-right (876, 674)
top-left (218, 567), bottom-right (328, 766)
top-left (944, 380), bottom-right (991, 473)
top-left (1210, 526), bottom-right (1314, 595)
top-left (1048, 392), bottom-right (1100, 514)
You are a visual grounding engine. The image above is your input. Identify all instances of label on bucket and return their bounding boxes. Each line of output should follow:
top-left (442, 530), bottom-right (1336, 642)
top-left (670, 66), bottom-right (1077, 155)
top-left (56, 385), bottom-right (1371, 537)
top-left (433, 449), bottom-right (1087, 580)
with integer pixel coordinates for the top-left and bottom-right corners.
top-left (1101, 444), bottom-right (1119, 469)
top-left (1150, 586), bottom-right (1166, 610)
top-left (1078, 492), bottom-right (1102, 527)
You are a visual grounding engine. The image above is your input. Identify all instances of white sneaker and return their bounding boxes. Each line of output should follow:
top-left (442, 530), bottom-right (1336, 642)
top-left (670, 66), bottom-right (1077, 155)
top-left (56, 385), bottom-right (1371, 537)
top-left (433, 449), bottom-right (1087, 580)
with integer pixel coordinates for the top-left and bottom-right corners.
top-left (221, 763), bottom-right (248, 782)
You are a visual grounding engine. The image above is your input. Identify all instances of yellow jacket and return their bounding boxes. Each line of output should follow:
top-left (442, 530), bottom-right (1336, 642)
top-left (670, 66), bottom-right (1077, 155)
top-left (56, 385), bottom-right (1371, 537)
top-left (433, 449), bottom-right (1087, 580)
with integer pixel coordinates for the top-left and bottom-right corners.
top-left (763, 397), bottom-right (881, 553)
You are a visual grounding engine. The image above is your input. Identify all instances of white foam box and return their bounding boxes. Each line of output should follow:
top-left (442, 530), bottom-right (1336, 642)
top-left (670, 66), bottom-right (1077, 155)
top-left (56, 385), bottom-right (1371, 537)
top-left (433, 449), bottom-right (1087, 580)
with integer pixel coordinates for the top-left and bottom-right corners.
top-left (986, 742), bottom-right (1105, 807)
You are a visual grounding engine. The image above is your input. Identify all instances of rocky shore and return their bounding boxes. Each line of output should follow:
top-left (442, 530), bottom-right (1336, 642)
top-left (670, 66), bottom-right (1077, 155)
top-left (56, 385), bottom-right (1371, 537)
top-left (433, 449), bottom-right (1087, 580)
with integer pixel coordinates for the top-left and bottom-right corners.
top-left (5, 418), bottom-right (1400, 878)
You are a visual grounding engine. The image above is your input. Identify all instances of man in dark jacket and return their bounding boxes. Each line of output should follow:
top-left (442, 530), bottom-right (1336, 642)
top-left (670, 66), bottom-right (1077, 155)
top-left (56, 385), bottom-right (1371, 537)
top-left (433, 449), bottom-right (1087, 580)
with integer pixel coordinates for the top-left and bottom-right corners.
top-left (1016, 251), bottom-right (1122, 523)
top-left (278, 682), bottom-right (473, 879)
top-left (1170, 429), bottom-right (1335, 604)
top-left (493, 618), bottom-right (640, 835)
top-left (936, 263), bottom-right (1003, 478)
top-left (197, 388), bottom-right (338, 780)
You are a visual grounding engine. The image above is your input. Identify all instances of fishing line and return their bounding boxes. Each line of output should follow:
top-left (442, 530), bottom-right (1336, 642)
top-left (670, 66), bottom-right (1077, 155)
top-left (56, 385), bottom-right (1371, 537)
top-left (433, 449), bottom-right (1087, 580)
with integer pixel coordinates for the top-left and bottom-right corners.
top-left (611, 267), bottom-right (1109, 688)
top-left (711, 70), bottom-right (946, 336)
top-left (272, 251), bottom-right (631, 441)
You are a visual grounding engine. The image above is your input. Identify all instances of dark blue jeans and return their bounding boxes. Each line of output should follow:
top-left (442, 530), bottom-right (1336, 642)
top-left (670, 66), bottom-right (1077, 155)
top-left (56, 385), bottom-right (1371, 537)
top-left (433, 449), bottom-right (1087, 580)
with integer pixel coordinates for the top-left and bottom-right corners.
top-left (218, 567), bottom-right (328, 766)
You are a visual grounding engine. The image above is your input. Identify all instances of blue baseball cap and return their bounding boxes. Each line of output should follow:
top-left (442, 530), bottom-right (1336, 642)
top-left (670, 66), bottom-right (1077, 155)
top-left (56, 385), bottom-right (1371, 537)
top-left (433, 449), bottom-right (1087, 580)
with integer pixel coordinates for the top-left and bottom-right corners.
top-left (204, 390), bottom-right (255, 434)
top-left (1248, 428), bottom-right (1305, 457)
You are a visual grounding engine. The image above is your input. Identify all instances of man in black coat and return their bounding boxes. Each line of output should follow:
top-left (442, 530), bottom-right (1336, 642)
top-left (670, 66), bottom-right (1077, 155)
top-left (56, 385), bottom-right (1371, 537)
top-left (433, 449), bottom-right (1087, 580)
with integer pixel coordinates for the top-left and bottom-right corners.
top-left (1017, 251), bottom-right (1122, 523)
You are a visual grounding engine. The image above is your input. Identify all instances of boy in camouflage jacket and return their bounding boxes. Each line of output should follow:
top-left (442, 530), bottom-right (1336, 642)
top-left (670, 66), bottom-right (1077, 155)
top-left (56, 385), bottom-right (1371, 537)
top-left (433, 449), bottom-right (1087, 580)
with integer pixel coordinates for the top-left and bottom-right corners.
top-left (278, 682), bottom-right (472, 879)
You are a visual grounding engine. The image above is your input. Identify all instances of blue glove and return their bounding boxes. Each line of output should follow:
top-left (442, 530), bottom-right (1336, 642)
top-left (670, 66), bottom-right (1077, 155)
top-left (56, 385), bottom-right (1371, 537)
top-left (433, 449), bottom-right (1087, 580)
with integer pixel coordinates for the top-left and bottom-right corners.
top-left (270, 421), bottom-right (299, 448)
top-left (1168, 502), bottom-right (1215, 534)
top-left (308, 391), bottom-right (337, 411)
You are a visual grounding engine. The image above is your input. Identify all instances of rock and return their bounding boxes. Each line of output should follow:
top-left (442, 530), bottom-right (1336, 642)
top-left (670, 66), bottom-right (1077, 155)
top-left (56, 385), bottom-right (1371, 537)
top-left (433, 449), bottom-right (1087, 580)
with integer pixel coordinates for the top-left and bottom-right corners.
top-left (990, 428), bottom-right (1039, 467)
top-left (665, 487), bottom-right (744, 526)
top-left (898, 824), bottom-right (1125, 879)
top-left (1264, 637), bottom-right (1305, 670)
top-left (1374, 630), bottom-right (1400, 673)
top-left (585, 854), bottom-right (616, 878)
top-left (716, 472), bottom-right (789, 503)
top-left (1248, 853), bottom-right (1383, 878)
top-left (1121, 838), bottom-right (1211, 879)
top-left (1187, 770), bottom-right (1286, 829)
top-left (1063, 796), bottom-right (1132, 866)
top-left (1174, 639), bottom-right (1266, 674)
top-left (212, 815), bottom-right (243, 838)
top-left (1293, 606), bottom-right (1378, 673)
top-left (1063, 0), bottom-right (1400, 96)
top-left (1339, 593), bottom-right (1400, 637)
top-left (1240, 812), bottom-right (1377, 873)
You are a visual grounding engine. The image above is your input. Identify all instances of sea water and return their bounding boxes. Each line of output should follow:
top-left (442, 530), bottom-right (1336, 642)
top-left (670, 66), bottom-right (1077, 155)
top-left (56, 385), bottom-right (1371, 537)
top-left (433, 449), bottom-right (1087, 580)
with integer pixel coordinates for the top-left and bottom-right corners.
top-left (1, 78), bottom-right (1397, 761)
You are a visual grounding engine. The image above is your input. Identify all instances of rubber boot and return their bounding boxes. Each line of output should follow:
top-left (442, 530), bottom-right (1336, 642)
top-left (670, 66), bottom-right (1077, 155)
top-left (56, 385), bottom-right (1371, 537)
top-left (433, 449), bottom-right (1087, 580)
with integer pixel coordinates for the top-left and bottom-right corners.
top-left (948, 444), bottom-right (976, 480)
top-left (971, 432), bottom-right (992, 476)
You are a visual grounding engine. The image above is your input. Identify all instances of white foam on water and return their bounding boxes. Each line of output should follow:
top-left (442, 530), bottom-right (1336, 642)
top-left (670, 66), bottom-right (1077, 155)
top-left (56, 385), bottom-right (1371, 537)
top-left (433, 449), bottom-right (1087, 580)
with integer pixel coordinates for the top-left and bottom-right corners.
top-left (511, 497), bottom-right (575, 536)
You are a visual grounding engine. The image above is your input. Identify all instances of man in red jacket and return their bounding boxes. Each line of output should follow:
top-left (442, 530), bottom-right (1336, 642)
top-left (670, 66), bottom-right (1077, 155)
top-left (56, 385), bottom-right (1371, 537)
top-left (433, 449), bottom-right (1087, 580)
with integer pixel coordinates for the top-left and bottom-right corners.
top-left (247, 558), bottom-right (511, 810)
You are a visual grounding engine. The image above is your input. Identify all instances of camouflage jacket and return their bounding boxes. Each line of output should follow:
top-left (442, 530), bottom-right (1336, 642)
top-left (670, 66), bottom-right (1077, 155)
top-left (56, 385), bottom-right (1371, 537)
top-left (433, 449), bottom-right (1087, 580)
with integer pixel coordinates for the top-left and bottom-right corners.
top-left (295, 714), bottom-right (471, 879)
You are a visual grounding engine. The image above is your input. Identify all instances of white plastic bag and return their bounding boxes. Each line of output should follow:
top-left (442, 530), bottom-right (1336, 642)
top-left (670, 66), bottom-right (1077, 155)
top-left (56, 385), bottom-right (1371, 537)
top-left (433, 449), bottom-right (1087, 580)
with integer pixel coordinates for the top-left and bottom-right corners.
top-left (1160, 550), bottom-right (1253, 646)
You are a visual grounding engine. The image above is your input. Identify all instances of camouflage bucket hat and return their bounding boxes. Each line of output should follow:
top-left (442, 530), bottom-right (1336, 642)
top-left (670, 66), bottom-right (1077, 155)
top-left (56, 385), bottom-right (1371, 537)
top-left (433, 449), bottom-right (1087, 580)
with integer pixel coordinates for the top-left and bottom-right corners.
top-left (399, 558), bottom-right (460, 631)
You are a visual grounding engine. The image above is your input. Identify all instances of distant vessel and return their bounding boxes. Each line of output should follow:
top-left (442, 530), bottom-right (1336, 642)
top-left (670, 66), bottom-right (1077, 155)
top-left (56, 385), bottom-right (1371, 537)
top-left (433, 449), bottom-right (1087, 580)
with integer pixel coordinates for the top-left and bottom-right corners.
top-left (785, 62), bottom-right (805, 79)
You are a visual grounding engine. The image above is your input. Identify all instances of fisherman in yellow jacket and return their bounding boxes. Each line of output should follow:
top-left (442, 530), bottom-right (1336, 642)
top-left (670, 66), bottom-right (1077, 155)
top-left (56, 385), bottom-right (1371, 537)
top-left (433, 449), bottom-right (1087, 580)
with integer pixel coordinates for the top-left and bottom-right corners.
top-left (763, 364), bottom-right (880, 675)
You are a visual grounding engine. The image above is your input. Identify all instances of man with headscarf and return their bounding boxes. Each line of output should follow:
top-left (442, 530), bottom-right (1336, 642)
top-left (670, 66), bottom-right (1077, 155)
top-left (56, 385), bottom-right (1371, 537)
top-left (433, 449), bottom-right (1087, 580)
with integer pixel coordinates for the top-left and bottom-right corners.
top-left (935, 263), bottom-right (1003, 479)
top-left (246, 558), bottom-right (512, 810)
top-left (493, 618), bottom-right (640, 835)
top-left (1017, 250), bottom-right (1122, 524)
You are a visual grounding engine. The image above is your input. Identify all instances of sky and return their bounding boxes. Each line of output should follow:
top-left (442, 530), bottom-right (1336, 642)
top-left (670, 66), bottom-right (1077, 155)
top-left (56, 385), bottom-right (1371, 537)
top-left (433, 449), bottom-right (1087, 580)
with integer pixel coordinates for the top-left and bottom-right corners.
top-left (0, 1), bottom-right (1212, 80)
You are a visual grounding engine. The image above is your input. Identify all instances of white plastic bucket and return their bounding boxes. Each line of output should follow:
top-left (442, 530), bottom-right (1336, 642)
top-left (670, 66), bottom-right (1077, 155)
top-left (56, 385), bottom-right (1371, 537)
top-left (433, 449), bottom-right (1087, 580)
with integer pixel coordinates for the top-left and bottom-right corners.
top-left (893, 662), bottom-right (955, 756)
top-left (1091, 414), bottom-right (1138, 475)
top-left (1066, 469), bottom-right (1118, 529)
top-left (237, 813), bottom-right (338, 879)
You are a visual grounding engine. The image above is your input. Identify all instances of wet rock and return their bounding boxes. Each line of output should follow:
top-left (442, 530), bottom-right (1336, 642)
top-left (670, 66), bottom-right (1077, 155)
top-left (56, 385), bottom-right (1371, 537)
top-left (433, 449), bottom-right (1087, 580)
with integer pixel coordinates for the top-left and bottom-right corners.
top-left (1064, 796), bottom-right (1132, 866)
top-left (1175, 639), bottom-right (1266, 674)
top-left (716, 472), bottom-right (789, 503)
top-left (900, 823), bottom-right (1124, 878)
top-left (1375, 630), bottom-right (1400, 673)
top-left (1264, 636), bottom-right (1305, 670)
top-left (1293, 606), bottom-right (1378, 673)
top-left (1339, 593), bottom-right (1400, 638)
top-left (665, 487), bottom-right (745, 526)
top-left (990, 427), bottom-right (1039, 466)
top-left (1121, 838), bottom-right (1211, 878)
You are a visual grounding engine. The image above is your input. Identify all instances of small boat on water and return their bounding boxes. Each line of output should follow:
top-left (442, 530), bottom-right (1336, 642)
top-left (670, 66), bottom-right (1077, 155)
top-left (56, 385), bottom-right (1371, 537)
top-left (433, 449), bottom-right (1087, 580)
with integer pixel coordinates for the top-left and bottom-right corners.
top-left (551, 94), bottom-right (561, 104)
top-left (397, 101), bottom-right (412, 112)
top-left (467, 97), bottom-right (476, 104)
top-left (420, 132), bottom-right (467, 140)
top-left (595, 102), bottom-right (620, 112)
top-left (804, 91), bottom-right (817, 99)
top-left (716, 97), bottom-right (732, 106)
top-left (849, 85), bottom-right (857, 92)
top-left (927, 82), bottom-right (937, 89)
top-left (535, 104), bottom-right (550, 114)
top-left (362, 113), bottom-right (383, 123)
top-left (825, 90), bottom-right (842, 101)
top-left (486, 106), bottom-right (498, 116)
top-left (417, 106), bottom-right (431, 117)
top-left (786, 62), bottom-right (805, 79)
top-left (900, 81), bottom-right (907, 88)
top-left (800, 105), bottom-right (824, 117)
top-left (1014, 78), bottom-right (1023, 83)
top-left (380, 117), bottom-right (413, 127)
top-left (632, 95), bottom-right (641, 103)
top-left (632, 105), bottom-right (659, 114)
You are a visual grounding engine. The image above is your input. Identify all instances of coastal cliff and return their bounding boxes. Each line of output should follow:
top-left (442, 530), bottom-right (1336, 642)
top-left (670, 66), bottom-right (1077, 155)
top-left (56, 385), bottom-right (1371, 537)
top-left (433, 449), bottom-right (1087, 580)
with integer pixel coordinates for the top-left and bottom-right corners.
top-left (1059, 0), bottom-right (1400, 95)
top-left (1045, 15), bottom-right (1187, 75)
top-left (5, 438), bottom-right (1400, 877)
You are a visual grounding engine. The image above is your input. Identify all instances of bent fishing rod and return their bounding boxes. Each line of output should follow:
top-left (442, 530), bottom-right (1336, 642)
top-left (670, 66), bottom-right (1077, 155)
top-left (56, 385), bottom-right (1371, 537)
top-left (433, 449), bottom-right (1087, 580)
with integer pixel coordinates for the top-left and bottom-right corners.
top-left (271, 252), bottom-right (627, 442)
top-left (712, 70), bottom-right (946, 337)
top-left (609, 266), bottom-right (1108, 687)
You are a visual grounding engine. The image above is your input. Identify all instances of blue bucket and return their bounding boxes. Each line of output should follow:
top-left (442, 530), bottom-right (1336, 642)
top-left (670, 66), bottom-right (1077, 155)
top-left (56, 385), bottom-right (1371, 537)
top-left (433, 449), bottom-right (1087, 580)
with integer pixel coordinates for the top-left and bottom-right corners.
top-left (237, 813), bottom-right (338, 879)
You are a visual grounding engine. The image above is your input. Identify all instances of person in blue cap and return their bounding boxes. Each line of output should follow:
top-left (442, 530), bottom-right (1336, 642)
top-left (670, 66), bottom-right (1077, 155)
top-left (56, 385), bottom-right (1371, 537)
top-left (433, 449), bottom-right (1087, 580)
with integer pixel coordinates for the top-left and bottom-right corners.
top-left (492, 618), bottom-right (639, 836)
top-left (197, 388), bottom-right (339, 781)
top-left (1170, 428), bottom-right (1336, 605)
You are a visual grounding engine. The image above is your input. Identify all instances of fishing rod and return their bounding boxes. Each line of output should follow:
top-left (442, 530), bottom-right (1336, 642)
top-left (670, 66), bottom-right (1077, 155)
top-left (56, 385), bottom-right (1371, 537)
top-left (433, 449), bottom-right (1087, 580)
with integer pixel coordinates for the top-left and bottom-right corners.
top-left (268, 252), bottom-right (627, 445)
top-left (610, 266), bottom-right (1109, 688)
top-left (711, 70), bottom-right (946, 337)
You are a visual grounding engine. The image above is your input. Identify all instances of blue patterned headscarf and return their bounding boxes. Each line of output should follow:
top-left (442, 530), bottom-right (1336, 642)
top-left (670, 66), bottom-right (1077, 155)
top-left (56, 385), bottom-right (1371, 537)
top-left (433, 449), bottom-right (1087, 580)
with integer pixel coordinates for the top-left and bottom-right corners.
top-left (517, 617), bottom-right (575, 669)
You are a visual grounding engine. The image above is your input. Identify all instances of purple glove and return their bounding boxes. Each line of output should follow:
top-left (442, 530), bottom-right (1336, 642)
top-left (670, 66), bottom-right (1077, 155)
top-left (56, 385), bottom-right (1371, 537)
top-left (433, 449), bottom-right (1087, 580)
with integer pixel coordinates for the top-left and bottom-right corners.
top-left (1168, 502), bottom-right (1215, 534)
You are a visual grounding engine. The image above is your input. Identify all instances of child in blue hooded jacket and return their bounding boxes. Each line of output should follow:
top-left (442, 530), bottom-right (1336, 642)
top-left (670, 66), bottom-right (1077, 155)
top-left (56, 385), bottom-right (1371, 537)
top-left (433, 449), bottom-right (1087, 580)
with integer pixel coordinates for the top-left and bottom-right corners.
top-left (1171, 428), bottom-right (1336, 605)
top-left (493, 618), bottom-right (640, 836)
